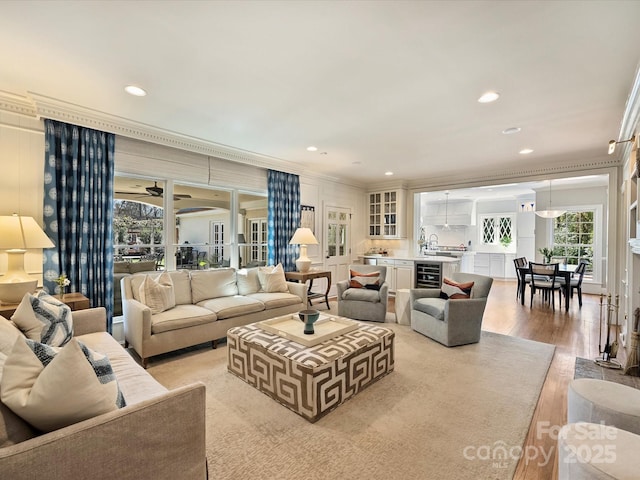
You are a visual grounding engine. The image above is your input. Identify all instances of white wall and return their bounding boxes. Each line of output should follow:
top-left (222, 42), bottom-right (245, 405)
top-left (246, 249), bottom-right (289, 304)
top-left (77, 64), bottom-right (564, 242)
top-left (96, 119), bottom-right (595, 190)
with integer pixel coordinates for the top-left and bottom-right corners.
top-left (0, 111), bottom-right (46, 283)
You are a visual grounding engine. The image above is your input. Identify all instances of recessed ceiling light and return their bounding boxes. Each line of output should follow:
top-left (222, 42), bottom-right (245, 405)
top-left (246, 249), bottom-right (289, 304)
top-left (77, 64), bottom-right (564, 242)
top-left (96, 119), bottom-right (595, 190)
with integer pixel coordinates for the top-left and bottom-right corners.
top-left (124, 85), bottom-right (147, 97)
top-left (502, 127), bottom-right (521, 135)
top-left (385, 171), bottom-right (394, 176)
top-left (519, 148), bottom-right (534, 154)
top-left (478, 91), bottom-right (500, 103)
top-left (306, 146), bottom-right (318, 152)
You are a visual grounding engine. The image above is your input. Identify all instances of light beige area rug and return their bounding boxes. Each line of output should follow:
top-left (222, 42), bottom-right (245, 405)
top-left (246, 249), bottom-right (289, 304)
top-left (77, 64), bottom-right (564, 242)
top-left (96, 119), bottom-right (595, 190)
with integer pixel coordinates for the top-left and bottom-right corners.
top-left (148, 324), bottom-right (555, 480)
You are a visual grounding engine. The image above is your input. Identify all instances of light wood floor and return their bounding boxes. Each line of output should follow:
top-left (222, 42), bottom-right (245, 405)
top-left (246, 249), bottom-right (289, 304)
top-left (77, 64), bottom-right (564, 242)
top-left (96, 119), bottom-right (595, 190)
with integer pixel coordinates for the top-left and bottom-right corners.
top-left (427, 279), bottom-right (622, 479)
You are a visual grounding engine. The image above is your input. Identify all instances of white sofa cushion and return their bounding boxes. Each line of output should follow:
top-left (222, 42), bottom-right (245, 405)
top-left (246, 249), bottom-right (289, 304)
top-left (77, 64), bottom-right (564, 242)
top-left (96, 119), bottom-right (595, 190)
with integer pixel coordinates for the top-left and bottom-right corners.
top-left (247, 292), bottom-right (303, 309)
top-left (191, 269), bottom-right (238, 303)
top-left (197, 296), bottom-right (264, 320)
top-left (1, 338), bottom-right (124, 432)
top-left (78, 331), bottom-right (167, 404)
top-left (11, 292), bottom-right (73, 347)
top-left (150, 305), bottom-right (218, 334)
top-left (236, 268), bottom-right (262, 295)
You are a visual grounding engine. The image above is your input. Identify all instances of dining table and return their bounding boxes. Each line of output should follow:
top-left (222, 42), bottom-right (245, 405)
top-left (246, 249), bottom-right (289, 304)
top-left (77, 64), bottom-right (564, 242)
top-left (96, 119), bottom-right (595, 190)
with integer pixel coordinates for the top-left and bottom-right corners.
top-left (517, 263), bottom-right (577, 311)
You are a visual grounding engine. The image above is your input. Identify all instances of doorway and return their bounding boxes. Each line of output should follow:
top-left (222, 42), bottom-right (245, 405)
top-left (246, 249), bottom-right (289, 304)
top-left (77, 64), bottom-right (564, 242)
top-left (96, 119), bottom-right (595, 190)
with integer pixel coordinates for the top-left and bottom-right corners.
top-left (325, 205), bottom-right (351, 286)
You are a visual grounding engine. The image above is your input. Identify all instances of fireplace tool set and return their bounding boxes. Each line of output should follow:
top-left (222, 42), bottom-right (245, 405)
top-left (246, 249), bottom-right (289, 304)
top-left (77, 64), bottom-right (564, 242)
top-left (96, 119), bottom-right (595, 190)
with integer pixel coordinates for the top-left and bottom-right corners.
top-left (595, 293), bottom-right (622, 370)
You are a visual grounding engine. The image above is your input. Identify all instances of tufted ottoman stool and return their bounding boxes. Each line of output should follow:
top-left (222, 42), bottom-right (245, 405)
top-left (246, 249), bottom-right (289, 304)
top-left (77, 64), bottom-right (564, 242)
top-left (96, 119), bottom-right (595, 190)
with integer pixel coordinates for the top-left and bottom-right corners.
top-left (558, 422), bottom-right (640, 479)
top-left (568, 379), bottom-right (640, 435)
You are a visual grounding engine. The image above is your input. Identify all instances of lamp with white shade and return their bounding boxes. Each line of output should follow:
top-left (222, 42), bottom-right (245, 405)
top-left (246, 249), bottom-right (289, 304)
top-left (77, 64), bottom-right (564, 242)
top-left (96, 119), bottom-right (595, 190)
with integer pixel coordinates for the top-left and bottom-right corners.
top-left (535, 179), bottom-right (566, 219)
top-left (0, 214), bottom-right (55, 304)
top-left (289, 227), bottom-right (318, 273)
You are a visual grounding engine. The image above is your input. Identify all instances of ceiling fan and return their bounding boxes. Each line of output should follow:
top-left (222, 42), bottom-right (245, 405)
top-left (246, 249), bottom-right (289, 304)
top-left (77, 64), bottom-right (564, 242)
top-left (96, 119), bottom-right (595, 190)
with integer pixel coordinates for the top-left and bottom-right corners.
top-left (116, 181), bottom-right (192, 201)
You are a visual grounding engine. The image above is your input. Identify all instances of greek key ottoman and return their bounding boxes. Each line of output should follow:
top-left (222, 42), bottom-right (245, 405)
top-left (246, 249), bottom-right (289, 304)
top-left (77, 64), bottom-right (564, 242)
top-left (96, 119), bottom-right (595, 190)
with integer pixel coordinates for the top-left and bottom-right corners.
top-left (227, 320), bottom-right (395, 422)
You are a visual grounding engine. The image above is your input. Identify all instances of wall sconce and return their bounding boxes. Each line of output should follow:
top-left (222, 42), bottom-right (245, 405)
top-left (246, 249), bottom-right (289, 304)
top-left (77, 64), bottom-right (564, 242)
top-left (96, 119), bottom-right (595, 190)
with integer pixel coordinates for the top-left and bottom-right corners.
top-left (608, 135), bottom-right (638, 155)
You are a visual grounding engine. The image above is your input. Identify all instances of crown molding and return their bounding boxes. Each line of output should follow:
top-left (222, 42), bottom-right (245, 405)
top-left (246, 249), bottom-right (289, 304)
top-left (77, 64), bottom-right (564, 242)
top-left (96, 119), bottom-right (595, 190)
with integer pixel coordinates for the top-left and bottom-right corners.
top-left (23, 92), bottom-right (365, 190)
top-left (0, 91), bottom-right (37, 117)
top-left (405, 153), bottom-right (620, 192)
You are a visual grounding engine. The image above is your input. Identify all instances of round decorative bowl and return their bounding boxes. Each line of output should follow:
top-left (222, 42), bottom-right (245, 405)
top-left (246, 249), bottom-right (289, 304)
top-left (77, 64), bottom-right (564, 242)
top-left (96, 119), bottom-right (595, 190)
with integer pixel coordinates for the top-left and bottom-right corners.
top-left (298, 309), bottom-right (320, 335)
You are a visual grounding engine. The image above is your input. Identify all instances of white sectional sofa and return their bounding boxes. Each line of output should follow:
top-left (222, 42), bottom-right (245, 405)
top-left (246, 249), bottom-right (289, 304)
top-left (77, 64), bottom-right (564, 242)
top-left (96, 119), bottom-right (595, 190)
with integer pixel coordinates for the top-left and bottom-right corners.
top-left (122, 267), bottom-right (307, 367)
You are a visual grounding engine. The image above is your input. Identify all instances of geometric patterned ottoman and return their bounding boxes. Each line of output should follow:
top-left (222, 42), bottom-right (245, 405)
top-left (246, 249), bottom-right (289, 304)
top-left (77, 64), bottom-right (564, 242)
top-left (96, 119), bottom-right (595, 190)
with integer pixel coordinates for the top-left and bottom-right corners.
top-left (227, 321), bottom-right (395, 422)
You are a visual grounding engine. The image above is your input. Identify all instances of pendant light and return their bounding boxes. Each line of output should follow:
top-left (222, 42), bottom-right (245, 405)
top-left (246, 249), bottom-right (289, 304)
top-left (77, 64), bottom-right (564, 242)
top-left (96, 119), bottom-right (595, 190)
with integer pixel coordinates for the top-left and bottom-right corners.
top-left (535, 179), bottom-right (566, 219)
top-left (443, 191), bottom-right (451, 230)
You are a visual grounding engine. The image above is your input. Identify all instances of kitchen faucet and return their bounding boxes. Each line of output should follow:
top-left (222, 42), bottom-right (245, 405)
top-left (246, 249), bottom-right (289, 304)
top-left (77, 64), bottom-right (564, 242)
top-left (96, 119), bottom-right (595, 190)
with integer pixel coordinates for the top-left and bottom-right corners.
top-left (428, 234), bottom-right (439, 251)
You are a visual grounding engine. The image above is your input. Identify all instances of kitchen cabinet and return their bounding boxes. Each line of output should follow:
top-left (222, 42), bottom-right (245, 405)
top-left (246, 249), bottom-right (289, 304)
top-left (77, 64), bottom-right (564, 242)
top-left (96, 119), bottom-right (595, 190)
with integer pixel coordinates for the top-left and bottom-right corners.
top-left (377, 258), bottom-right (414, 292)
top-left (368, 189), bottom-right (406, 238)
top-left (474, 252), bottom-right (516, 278)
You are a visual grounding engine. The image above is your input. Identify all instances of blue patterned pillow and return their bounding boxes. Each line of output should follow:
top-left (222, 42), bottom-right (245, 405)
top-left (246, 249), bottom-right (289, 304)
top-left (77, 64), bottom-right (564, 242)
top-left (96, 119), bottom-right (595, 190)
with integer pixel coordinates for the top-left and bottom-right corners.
top-left (11, 291), bottom-right (73, 347)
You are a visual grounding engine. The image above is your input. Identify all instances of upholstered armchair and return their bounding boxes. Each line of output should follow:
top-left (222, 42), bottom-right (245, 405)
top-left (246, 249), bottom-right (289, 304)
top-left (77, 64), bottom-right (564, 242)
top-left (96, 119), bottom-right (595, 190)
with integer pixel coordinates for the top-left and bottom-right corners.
top-left (337, 264), bottom-right (389, 322)
top-left (410, 272), bottom-right (493, 347)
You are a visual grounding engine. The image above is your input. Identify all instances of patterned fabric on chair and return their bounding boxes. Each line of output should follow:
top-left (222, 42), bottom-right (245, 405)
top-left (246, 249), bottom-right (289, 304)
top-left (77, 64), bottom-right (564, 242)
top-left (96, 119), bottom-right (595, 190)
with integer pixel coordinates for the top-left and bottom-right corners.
top-left (336, 265), bottom-right (389, 322)
top-left (410, 272), bottom-right (493, 347)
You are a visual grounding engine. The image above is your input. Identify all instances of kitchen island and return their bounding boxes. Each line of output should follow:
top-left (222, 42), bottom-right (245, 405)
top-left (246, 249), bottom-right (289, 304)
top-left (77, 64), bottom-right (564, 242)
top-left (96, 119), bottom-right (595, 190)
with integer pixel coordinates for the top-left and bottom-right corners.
top-left (359, 255), bottom-right (461, 291)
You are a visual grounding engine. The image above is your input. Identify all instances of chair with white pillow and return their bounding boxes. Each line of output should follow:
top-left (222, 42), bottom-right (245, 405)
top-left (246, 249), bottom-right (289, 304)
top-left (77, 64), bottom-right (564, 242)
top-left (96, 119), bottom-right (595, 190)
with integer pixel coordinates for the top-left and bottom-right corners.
top-left (410, 272), bottom-right (493, 347)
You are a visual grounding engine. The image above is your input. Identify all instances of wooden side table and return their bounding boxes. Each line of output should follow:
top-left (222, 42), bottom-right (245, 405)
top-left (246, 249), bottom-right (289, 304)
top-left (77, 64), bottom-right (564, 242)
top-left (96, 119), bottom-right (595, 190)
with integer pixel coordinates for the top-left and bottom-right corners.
top-left (284, 270), bottom-right (332, 310)
top-left (0, 292), bottom-right (90, 319)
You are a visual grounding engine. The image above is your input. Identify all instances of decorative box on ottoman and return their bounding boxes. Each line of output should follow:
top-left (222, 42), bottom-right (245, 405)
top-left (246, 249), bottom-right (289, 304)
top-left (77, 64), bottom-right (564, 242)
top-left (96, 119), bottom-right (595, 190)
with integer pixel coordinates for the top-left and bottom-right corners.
top-left (227, 316), bottom-right (395, 422)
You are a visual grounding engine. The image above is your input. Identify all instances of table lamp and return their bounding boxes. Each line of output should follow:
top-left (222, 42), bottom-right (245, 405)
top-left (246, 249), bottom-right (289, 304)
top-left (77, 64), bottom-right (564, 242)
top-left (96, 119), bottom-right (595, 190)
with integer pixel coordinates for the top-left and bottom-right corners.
top-left (289, 227), bottom-right (318, 273)
top-left (0, 214), bottom-right (55, 304)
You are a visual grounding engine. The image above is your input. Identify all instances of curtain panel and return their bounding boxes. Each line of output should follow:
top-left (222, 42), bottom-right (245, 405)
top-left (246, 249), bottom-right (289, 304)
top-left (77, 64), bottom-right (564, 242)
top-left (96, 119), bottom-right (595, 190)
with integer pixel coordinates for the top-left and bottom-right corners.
top-left (42, 119), bottom-right (115, 330)
top-left (267, 170), bottom-right (300, 271)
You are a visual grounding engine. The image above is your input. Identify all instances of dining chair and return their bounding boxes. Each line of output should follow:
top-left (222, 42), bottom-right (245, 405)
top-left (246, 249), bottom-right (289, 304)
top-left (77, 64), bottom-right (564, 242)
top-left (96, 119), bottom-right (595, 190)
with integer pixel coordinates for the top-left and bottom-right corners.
top-left (513, 257), bottom-right (528, 300)
top-left (529, 262), bottom-right (562, 310)
top-left (568, 260), bottom-right (588, 307)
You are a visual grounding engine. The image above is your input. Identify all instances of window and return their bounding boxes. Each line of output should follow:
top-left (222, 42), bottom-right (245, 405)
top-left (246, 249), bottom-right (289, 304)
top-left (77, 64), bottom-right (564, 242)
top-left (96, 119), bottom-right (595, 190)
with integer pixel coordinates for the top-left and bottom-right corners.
top-left (480, 214), bottom-right (514, 246)
top-left (552, 210), bottom-right (595, 276)
top-left (113, 199), bottom-right (164, 265)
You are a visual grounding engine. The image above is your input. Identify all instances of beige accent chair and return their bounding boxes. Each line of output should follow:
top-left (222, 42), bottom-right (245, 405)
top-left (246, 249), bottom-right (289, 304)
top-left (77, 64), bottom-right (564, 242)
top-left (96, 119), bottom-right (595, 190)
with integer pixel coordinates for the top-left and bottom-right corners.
top-left (410, 272), bottom-right (493, 347)
top-left (337, 265), bottom-right (389, 322)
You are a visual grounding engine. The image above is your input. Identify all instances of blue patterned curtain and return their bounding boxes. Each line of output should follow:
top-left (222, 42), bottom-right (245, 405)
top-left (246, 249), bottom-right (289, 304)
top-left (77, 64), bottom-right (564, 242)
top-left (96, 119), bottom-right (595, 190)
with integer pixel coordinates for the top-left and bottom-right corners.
top-left (42, 119), bottom-right (115, 331)
top-left (267, 170), bottom-right (300, 271)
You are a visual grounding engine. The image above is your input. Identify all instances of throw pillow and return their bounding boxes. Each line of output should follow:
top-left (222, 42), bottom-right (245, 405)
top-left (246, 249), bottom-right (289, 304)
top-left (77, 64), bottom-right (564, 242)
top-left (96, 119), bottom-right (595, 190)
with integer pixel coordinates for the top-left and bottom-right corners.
top-left (0, 315), bottom-right (24, 356)
top-left (440, 278), bottom-right (474, 299)
top-left (257, 264), bottom-right (289, 293)
top-left (236, 268), bottom-right (262, 295)
top-left (138, 272), bottom-right (176, 314)
top-left (0, 338), bottom-right (126, 433)
top-left (0, 351), bottom-right (38, 447)
top-left (349, 269), bottom-right (381, 290)
top-left (11, 291), bottom-right (73, 347)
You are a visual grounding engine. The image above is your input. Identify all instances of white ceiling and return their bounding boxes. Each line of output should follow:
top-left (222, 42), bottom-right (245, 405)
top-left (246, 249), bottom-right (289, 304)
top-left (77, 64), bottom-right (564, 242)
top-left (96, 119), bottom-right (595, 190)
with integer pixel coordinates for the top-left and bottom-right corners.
top-left (1, 1), bottom-right (640, 185)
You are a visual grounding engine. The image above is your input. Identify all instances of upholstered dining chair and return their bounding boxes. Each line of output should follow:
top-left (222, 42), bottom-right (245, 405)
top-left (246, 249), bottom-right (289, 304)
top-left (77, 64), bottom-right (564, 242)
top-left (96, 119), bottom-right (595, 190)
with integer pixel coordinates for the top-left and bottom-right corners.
top-left (557, 259), bottom-right (588, 307)
top-left (409, 272), bottom-right (493, 347)
top-left (513, 257), bottom-right (528, 300)
top-left (529, 262), bottom-right (562, 310)
top-left (337, 264), bottom-right (389, 322)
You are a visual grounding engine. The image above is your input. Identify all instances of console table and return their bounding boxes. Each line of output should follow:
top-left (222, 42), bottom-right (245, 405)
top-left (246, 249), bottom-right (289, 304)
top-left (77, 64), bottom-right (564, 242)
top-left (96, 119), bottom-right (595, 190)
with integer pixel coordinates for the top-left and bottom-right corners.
top-left (284, 269), bottom-right (331, 309)
top-left (0, 292), bottom-right (90, 319)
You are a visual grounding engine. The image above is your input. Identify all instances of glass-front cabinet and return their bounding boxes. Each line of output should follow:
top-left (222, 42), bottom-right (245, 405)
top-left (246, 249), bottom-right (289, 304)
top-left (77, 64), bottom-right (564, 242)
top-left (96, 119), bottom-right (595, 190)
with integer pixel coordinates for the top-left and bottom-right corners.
top-left (368, 189), bottom-right (406, 238)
